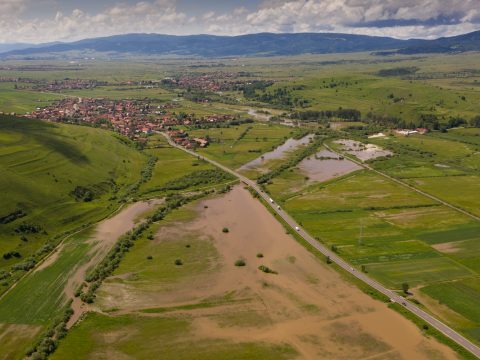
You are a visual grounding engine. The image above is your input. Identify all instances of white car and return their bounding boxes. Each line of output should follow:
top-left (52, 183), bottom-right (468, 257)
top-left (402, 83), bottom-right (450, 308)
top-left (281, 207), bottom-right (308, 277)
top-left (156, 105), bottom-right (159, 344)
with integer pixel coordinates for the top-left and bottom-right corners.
top-left (295, 226), bottom-right (300, 231)
top-left (277, 205), bottom-right (281, 210)
top-left (269, 198), bottom-right (274, 203)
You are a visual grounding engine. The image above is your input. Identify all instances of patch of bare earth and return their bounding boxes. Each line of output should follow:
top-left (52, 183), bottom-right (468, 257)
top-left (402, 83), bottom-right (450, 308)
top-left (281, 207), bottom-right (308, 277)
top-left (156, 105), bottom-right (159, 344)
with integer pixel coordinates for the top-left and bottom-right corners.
top-left (0, 323), bottom-right (42, 360)
top-left (98, 186), bottom-right (459, 360)
top-left (66, 199), bottom-right (163, 327)
top-left (432, 242), bottom-right (463, 254)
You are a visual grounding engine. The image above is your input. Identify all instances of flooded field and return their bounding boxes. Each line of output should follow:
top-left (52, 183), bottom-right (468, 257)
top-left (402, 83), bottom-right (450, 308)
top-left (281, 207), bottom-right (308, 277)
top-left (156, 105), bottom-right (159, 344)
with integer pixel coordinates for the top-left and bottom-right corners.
top-left (248, 108), bottom-right (296, 127)
top-left (90, 186), bottom-right (458, 360)
top-left (298, 148), bottom-right (362, 183)
top-left (335, 139), bottom-right (393, 161)
top-left (238, 134), bottom-right (314, 172)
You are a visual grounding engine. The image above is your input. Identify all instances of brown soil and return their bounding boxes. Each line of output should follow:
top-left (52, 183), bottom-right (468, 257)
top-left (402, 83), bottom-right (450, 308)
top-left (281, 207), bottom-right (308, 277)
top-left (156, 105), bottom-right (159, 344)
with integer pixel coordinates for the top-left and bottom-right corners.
top-left (238, 134), bottom-right (314, 172)
top-left (0, 323), bottom-right (42, 360)
top-left (99, 186), bottom-right (459, 359)
top-left (34, 244), bottom-right (64, 273)
top-left (298, 148), bottom-right (362, 183)
top-left (66, 199), bottom-right (163, 328)
top-left (432, 242), bottom-right (463, 253)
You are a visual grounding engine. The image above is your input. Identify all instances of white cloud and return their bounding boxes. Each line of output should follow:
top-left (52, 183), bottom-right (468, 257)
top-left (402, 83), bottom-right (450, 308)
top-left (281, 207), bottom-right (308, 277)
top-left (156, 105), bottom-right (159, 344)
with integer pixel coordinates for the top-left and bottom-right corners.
top-left (0, 0), bottom-right (479, 43)
top-left (0, 0), bottom-right (189, 43)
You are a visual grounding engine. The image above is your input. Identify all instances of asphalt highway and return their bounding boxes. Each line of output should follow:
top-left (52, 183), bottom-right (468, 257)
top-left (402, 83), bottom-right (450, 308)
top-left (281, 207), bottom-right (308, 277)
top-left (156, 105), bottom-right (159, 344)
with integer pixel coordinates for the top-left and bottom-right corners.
top-left (164, 134), bottom-right (480, 359)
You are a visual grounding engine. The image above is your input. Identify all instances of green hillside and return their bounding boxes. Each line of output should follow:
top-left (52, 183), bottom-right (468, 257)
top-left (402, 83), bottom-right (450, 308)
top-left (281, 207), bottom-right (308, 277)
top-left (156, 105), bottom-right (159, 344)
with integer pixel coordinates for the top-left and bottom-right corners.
top-left (0, 116), bottom-right (146, 287)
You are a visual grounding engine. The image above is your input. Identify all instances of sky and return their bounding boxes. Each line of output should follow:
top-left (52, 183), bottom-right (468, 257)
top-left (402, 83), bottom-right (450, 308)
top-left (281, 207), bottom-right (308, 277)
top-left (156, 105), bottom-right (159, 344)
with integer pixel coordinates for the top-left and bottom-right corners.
top-left (1, 0), bottom-right (480, 44)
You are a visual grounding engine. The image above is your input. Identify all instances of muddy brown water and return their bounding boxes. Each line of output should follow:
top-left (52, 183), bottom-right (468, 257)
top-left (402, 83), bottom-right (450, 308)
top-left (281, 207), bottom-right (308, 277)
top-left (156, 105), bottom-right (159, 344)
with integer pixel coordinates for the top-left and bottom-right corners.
top-left (65, 198), bottom-right (163, 328)
top-left (298, 148), bottom-right (362, 182)
top-left (238, 134), bottom-right (314, 171)
top-left (335, 139), bottom-right (393, 161)
top-left (98, 186), bottom-right (459, 360)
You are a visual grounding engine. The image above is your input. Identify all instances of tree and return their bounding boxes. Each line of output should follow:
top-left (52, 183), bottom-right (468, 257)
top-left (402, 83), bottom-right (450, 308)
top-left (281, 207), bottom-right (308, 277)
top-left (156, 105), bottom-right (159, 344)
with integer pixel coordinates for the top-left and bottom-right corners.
top-left (402, 283), bottom-right (410, 294)
top-left (470, 115), bottom-right (480, 128)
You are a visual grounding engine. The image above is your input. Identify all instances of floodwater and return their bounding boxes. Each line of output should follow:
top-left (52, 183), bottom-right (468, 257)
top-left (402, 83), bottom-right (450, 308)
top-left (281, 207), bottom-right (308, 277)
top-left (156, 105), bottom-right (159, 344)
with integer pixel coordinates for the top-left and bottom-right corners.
top-left (66, 198), bottom-right (163, 327)
top-left (248, 108), bottom-right (296, 127)
top-left (335, 139), bottom-right (393, 161)
top-left (98, 186), bottom-right (459, 360)
top-left (238, 133), bottom-right (314, 171)
top-left (298, 148), bottom-right (362, 182)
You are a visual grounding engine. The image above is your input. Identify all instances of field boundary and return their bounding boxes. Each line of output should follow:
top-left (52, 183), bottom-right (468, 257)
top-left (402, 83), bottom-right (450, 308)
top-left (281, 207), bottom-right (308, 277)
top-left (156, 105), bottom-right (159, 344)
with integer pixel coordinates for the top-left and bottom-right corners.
top-left (164, 132), bottom-right (480, 359)
top-left (323, 143), bottom-right (480, 222)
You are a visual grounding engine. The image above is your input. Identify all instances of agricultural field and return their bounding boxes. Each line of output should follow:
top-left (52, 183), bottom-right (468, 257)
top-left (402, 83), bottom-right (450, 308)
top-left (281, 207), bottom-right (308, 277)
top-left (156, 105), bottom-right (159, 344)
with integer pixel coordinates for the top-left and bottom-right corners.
top-left (0, 51), bottom-right (480, 359)
top-left (0, 115), bottom-right (146, 286)
top-left (266, 158), bottom-right (480, 345)
top-left (51, 186), bottom-right (459, 360)
top-left (188, 122), bottom-right (301, 170)
top-left (365, 129), bottom-right (480, 216)
top-left (0, 82), bottom-right (62, 114)
top-left (0, 122), bottom-right (238, 360)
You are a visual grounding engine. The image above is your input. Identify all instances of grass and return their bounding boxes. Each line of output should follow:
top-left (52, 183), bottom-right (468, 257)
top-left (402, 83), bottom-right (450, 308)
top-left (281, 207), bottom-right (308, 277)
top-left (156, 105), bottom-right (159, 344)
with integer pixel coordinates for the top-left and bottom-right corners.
top-left (0, 116), bottom-right (145, 276)
top-left (0, 83), bottom-right (62, 114)
top-left (0, 231), bottom-right (92, 324)
top-left (140, 146), bottom-right (216, 196)
top-left (51, 312), bottom-right (298, 360)
top-left (368, 131), bottom-right (480, 216)
top-left (188, 123), bottom-right (300, 169)
top-left (0, 323), bottom-right (43, 360)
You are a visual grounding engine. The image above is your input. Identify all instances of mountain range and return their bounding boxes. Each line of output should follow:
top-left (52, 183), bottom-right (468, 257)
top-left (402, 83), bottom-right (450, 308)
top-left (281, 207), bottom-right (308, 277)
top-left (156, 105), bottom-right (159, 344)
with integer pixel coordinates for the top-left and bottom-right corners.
top-left (1, 31), bottom-right (479, 59)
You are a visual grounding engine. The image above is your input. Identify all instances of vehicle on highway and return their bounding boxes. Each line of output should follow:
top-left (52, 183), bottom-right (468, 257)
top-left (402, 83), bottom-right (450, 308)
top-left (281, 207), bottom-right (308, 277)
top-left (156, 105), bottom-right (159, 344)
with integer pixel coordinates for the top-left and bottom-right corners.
top-left (277, 205), bottom-right (281, 210)
top-left (295, 226), bottom-right (300, 231)
top-left (269, 198), bottom-right (274, 203)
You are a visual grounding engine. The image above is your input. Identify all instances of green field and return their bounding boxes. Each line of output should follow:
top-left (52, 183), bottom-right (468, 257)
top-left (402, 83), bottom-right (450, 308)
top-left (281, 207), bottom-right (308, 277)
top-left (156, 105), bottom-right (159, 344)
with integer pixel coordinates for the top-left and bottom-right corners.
top-left (188, 122), bottom-right (300, 169)
top-left (51, 313), bottom-right (297, 360)
top-left (0, 116), bottom-right (146, 284)
top-left (265, 137), bottom-right (480, 344)
top-left (1, 52), bottom-right (480, 358)
top-left (366, 129), bottom-right (480, 216)
top-left (0, 83), bottom-right (62, 114)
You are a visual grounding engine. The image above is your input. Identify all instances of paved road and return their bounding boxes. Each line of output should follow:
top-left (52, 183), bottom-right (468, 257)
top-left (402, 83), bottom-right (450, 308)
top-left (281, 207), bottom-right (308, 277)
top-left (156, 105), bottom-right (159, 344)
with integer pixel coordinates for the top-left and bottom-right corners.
top-left (163, 134), bottom-right (480, 359)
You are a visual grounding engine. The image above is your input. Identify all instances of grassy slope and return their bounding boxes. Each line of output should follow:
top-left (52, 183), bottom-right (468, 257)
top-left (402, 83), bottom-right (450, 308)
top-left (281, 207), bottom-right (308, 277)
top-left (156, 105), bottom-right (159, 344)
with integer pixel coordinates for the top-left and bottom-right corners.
top-left (0, 116), bottom-right (145, 278)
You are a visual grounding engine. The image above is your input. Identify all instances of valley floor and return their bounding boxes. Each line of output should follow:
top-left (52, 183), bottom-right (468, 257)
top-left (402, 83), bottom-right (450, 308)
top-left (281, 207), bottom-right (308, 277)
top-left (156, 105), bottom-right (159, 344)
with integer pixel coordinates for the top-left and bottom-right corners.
top-left (52, 186), bottom-right (459, 360)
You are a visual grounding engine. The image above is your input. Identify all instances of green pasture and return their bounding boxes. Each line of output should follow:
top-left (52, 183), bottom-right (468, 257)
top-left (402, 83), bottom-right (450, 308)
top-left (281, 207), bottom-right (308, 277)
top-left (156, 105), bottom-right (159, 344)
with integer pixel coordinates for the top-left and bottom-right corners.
top-left (0, 83), bottom-right (61, 114)
top-left (140, 146), bottom-right (217, 197)
top-left (408, 176), bottom-right (480, 217)
top-left (0, 116), bottom-right (145, 274)
top-left (51, 312), bottom-right (297, 360)
top-left (99, 205), bottom-right (219, 299)
top-left (421, 279), bottom-right (480, 342)
top-left (189, 123), bottom-right (298, 169)
top-left (0, 231), bottom-right (92, 324)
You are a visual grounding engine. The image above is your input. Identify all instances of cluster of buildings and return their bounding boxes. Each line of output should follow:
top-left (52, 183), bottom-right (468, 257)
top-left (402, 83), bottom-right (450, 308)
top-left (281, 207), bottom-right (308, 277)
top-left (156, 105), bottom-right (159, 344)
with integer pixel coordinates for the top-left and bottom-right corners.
top-left (167, 130), bottom-right (209, 149)
top-left (32, 79), bottom-right (107, 92)
top-left (26, 97), bottom-right (233, 140)
top-left (163, 71), bottom-right (254, 92)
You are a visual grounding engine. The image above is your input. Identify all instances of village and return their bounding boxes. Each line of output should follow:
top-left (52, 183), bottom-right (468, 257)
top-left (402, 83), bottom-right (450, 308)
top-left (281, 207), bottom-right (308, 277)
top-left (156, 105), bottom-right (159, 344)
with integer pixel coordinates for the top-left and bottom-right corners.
top-left (25, 97), bottom-right (237, 147)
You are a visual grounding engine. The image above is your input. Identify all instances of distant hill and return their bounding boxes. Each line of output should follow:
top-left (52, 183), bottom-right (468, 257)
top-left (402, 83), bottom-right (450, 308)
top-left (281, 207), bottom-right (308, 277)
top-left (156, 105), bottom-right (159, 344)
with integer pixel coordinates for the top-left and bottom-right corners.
top-left (394, 30), bottom-right (480, 54)
top-left (1, 31), bottom-right (479, 59)
top-left (0, 41), bottom-right (62, 54)
top-left (0, 43), bottom-right (35, 53)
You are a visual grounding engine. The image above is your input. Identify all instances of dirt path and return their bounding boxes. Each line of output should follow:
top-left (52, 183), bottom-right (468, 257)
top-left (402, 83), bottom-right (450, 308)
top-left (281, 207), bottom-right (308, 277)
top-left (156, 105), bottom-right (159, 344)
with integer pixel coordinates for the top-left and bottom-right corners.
top-left (101, 186), bottom-right (459, 359)
top-left (324, 143), bottom-right (480, 222)
top-left (66, 198), bottom-right (163, 327)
